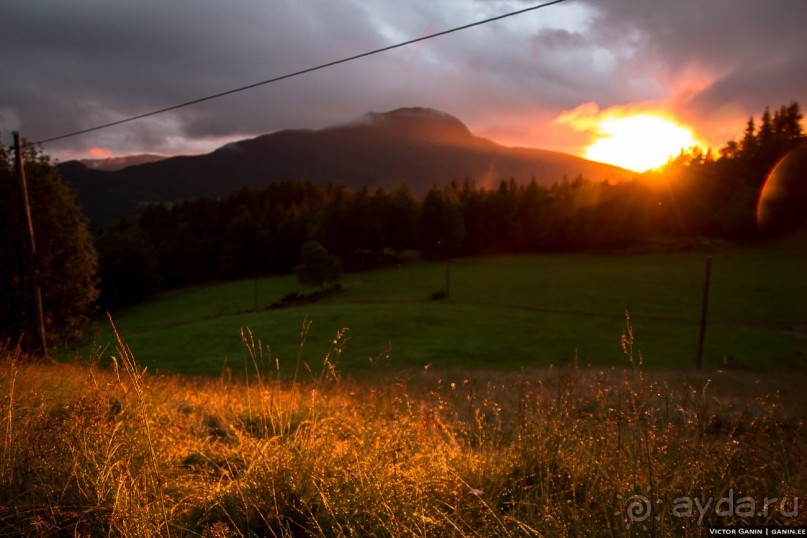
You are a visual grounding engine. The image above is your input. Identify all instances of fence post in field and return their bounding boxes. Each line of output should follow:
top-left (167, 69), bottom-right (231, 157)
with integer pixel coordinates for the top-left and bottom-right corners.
top-left (445, 252), bottom-right (451, 299)
top-left (696, 255), bottom-right (712, 369)
top-left (254, 275), bottom-right (259, 311)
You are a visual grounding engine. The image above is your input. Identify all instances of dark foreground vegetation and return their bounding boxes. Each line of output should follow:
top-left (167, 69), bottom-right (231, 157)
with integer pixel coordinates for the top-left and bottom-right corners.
top-left (1, 325), bottom-right (805, 536)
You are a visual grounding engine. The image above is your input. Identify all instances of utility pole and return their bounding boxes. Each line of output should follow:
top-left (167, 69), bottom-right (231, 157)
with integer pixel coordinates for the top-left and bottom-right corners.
top-left (12, 132), bottom-right (48, 355)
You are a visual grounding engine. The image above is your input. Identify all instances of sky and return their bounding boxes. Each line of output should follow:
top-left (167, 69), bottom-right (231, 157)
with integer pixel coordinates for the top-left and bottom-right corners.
top-left (2, 0), bottom-right (805, 165)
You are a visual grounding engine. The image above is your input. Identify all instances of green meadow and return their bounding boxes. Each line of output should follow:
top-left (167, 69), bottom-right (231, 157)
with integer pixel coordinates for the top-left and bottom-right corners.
top-left (15, 235), bottom-right (807, 536)
top-left (80, 238), bottom-right (806, 376)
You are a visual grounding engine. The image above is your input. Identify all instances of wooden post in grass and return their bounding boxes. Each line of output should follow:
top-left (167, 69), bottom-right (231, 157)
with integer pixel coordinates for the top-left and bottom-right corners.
top-left (445, 252), bottom-right (450, 299)
top-left (254, 275), bottom-right (259, 311)
top-left (13, 132), bottom-right (48, 355)
top-left (696, 256), bottom-right (712, 369)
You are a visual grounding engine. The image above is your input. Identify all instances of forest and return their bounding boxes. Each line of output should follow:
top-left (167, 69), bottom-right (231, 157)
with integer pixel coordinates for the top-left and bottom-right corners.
top-left (1, 102), bottom-right (804, 345)
top-left (93, 102), bottom-right (805, 308)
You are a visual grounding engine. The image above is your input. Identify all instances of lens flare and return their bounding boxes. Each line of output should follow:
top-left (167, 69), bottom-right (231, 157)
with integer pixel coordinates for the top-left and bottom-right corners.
top-left (558, 102), bottom-right (702, 172)
top-left (756, 146), bottom-right (807, 234)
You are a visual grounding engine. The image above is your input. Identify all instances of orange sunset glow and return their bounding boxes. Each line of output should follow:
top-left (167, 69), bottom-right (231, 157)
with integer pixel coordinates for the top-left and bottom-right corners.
top-left (558, 102), bottom-right (703, 172)
top-left (88, 146), bottom-right (114, 159)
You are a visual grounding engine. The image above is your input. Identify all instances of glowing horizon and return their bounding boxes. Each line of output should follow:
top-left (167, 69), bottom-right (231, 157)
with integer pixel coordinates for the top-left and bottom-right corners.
top-left (557, 102), bottom-right (704, 172)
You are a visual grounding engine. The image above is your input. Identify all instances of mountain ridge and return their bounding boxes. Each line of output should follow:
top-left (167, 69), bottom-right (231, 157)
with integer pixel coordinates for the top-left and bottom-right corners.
top-left (58, 107), bottom-right (634, 227)
top-left (77, 153), bottom-right (167, 171)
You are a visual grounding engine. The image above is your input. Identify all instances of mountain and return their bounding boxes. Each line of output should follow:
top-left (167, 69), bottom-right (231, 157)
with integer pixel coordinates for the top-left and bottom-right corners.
top-left (58, 107), bottom-right (633, 227)
top-left (77, 153), bottom-right (167, 171)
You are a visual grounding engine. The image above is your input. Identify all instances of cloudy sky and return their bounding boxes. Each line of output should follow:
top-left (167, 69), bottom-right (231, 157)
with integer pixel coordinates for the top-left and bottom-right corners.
top-left (2, 0), bottom-right (805, 162)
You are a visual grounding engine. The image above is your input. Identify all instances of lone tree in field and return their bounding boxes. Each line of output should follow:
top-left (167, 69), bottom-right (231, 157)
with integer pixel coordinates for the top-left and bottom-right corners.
top-left (295, 241), bottom-right (342, 292)
top-left (0, 140), bottom-right (98, 348)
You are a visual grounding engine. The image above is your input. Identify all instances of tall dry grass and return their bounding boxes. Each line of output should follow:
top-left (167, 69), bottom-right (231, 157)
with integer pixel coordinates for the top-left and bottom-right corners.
top-left (0, 318), bottom-right (804, 536)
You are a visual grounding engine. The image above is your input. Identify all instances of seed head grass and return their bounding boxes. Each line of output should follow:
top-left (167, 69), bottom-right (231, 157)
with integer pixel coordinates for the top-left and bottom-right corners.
top-left (1, 320), bottom-right (805, 536)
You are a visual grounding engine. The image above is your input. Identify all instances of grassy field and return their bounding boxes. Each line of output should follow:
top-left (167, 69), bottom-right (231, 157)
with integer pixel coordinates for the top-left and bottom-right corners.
top-left (3, 340), bottom-right (806, 536)
top-left (76, 238), bottom-right (806, 376)
top-left (8, 238), bottom-right (806, 535)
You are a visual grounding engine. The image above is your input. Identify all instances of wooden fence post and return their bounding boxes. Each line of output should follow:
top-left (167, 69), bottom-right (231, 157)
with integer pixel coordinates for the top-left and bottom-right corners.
top-left (696, 256), bottom-right (712, 369)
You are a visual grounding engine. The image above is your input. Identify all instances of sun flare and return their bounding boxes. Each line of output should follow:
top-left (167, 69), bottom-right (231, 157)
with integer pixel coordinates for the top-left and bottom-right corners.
top-left (585, 115), bottom-right (698, 172)
top-left (558, 103), bottom-right (702, 172)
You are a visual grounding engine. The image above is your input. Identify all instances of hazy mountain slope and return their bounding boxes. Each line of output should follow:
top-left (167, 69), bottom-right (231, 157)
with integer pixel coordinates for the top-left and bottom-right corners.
top-left (77, 154), bottom-right (167, 171)
top-left (59, 107), bottom-right (633, 227)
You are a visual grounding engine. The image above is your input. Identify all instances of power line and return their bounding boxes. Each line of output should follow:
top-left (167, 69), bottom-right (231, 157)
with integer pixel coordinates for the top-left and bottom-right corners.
top-left (35, 0), bottom-right (569, 145)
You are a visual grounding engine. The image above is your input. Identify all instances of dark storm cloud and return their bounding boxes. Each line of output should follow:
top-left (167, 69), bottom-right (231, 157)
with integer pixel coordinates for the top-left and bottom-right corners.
top-left (1, 0), bottom-right (804, 158)
top-left (1, 0), bottom-right (387, 154)
top-left (578, 0), bottom-right (807, 113)
top-left (690, 55), bottom-right (807, 116)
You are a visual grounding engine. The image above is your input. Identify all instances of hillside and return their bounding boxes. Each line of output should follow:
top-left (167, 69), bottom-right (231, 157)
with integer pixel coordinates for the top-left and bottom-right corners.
top-left (59, 107), bottom-right (633, 227)
top-left (77, 153), bottom-right (167, 171)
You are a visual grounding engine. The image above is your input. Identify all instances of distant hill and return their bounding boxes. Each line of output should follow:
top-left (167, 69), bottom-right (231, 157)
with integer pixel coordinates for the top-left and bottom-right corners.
top-left (77, 153), bottom-right (167, 171)
top-left (58, 107), bottom-right (633, 227)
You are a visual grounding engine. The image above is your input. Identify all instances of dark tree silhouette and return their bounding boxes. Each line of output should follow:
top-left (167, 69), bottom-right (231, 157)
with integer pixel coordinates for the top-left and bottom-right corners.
top-left (295, 241), bottom-right (342, 292)
top-left (96, 226), bottom-right (160, 307)
top-left (219, 207), bottom-right (259, 279)
top-left (0, 141), bottom-right (98, 346)
top-left (421, 187), bottom-right (465, 258)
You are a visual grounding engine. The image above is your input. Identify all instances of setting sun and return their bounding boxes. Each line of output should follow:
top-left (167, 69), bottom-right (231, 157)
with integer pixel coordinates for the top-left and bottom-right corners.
top-left (558, 102), bottom-right (702, 172)
top-left (585, 115), bottom-right (698, 172)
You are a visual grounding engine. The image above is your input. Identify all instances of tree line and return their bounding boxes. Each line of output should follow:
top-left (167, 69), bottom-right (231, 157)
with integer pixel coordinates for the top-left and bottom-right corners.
top-left (95, 101), bottom-right (805, 308)
top-left (649, 101), bottom-right (806, 239)
top-left (1, 101), bottom-right (804, 348)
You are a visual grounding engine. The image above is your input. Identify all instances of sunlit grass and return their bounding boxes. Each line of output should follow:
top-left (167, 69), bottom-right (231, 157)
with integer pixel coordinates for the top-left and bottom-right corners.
top-left (4, 319), bottom-right (806, 536)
